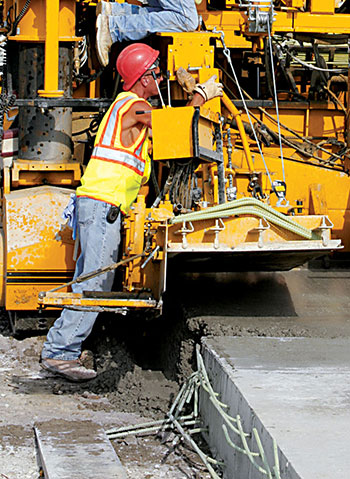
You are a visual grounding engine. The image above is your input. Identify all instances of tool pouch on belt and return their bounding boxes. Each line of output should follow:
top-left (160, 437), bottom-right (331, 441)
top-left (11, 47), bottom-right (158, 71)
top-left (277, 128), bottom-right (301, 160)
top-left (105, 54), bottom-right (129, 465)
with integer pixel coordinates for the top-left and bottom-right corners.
top-left (106, 205), bottom-right (121, 224)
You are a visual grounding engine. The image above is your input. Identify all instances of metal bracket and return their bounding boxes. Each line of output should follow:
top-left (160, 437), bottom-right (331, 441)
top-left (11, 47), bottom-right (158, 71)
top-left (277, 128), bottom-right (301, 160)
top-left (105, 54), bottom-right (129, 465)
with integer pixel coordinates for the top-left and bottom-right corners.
top-left (206, 218), bottom-right (226, 249)
top-left (249, 217), bottom-right (270, 248)
top-left (312, 216), bottom-right (334, 247)
top-left (174, 221), bottom-right (194, 249)
top-left (277, 196), bottom-right (290, 207)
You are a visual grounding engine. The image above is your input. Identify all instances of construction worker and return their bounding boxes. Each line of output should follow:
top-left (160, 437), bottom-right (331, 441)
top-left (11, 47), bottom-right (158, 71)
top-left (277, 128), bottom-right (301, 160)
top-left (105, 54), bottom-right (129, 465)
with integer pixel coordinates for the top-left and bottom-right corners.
top-left (96, 0), bottom-right (199, 67)
top-left (40, 43), bottom-right (223, 382)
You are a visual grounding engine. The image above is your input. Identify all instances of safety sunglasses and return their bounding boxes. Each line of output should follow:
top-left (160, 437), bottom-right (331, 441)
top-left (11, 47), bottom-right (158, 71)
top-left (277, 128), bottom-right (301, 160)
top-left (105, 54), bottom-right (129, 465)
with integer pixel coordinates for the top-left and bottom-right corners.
top-left (143, 71), bottom-right (163, 79)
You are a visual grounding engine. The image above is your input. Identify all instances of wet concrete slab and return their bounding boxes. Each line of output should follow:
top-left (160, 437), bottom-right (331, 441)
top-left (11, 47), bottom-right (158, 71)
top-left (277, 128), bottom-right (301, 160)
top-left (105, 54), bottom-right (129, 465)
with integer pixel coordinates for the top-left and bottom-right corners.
top-left (201, 336), bottom-right (350, 479)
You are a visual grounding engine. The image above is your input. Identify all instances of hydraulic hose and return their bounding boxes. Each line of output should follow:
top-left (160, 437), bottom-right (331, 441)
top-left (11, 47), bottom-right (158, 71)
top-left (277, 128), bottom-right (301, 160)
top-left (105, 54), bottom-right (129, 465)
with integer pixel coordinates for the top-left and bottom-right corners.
top-left (222, 92), bottom-right (255, 173)
top-left (11, 0), bottom-right (31, 36)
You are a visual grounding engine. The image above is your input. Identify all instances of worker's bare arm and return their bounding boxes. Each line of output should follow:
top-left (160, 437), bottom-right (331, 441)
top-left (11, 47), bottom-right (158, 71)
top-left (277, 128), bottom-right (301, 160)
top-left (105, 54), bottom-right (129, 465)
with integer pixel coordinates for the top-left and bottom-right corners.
top-left (121, 100), bottom-right (152, 147)
top-left (188, 93), bottom-right (206, 107)
top-left (124, 101), bottom-right (152, 129)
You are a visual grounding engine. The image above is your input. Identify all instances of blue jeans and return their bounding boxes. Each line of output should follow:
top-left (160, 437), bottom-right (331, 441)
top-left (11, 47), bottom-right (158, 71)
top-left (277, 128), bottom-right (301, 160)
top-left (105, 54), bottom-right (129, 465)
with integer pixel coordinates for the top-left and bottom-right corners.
top-left (108, 0), bottom-right (198, 42)
top-left (42, 197), bottom-right (121, 360)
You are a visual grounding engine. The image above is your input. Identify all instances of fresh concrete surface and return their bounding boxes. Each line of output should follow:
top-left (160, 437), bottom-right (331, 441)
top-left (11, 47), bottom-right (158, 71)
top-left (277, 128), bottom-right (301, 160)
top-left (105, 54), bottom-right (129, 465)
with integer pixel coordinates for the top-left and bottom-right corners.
top-left (201, 336), bottom-right (350, 479)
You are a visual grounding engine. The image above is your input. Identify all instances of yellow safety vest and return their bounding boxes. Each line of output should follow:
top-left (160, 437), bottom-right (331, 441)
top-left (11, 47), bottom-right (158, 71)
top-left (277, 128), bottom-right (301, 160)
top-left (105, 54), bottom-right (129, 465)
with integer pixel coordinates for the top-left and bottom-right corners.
top-left (76, 92), bottom-right (151, 214)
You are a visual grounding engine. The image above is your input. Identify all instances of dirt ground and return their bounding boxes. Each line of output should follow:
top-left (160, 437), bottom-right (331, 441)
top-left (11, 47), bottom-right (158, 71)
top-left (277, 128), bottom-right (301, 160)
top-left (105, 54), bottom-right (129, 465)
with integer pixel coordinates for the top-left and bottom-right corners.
top-left (1, 268), bottom-right (350, 478)
top-left (0, 307), bottom-right (213, 479)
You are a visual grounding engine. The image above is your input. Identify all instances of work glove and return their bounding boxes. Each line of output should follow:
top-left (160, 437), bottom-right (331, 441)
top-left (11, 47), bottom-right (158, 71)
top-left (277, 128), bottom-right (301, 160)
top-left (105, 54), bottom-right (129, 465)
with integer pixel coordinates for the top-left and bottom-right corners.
top-left (176, 67), bottom-right (196, 94)
top-left (193, 75), bottom-right (223, 101)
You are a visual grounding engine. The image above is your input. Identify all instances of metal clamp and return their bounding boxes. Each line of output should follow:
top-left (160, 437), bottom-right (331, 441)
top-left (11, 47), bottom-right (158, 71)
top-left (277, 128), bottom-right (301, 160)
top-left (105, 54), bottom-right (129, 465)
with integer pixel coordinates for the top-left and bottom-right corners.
top-left (174, 221), bottom-right (194, 249)
top-left (206, 218), bottom-right (226, 249)
top-left (313, 216), bottom-right (334, 247)
top-left (249, 217), bottom-right (270, 248)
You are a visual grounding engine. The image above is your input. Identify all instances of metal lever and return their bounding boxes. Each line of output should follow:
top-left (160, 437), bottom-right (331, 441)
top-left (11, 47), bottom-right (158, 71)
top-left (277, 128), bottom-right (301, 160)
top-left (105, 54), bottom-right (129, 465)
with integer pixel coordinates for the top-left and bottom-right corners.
top-left (141, 245), bottom-right (160, 269)
top-left (152, 71), bottom-right (166, 108)
top-left (166, 70), bottom-right (172, 107)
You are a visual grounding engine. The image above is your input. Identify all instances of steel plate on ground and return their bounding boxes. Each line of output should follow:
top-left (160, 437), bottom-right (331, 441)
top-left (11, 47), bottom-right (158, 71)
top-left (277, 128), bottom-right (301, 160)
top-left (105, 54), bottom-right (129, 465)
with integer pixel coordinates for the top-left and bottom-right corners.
top-left (34, 419), bottom-right (127, 479)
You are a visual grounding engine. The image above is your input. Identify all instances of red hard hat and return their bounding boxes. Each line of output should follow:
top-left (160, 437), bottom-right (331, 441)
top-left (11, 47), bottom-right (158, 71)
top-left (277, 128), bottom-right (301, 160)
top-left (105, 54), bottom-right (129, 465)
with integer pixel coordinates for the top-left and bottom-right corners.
top-left (116, 43), bottom-right (160, 91)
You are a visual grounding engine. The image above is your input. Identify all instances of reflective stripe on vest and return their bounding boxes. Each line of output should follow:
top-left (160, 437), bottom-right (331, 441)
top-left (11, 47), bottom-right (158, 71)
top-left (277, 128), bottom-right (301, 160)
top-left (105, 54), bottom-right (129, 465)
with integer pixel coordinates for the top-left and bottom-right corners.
top-left (91, 145), bottom-right (145, 176)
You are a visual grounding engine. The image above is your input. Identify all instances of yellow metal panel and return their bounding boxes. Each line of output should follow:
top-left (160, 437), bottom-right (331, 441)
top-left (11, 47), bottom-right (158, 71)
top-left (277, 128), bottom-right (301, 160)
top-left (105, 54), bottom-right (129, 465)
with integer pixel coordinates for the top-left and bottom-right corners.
top-left (6, 284), bottom-right (71, 311)
top-left (308, 109), bottom-right (344, 139)
top-left (310, 0), bottom-right (334, 14)
top-left (288, 0), bottom-right (304, 7)
top-left (152, 106), bottom-right (217, 162)
top-left (273, 11), bottom-right (294, 32)
top-left (309, 184), bottom-right (328, 215)
top-left (4, 186), bottom-right (76, 310)
top-left (257, 107), bottom-right (306, 137)
top-left (201, 11), bottom-right (246, 30)
top-left (152, 107), bottom-right (194, 161)
top-left (161, 33), bottom-right (216, 77)
top-left (293, 13), bottom-right (350, 33)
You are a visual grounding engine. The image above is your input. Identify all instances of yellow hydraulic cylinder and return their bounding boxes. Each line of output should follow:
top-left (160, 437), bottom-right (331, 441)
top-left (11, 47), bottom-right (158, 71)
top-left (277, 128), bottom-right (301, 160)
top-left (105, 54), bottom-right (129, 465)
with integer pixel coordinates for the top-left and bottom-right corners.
top-left (37, 0), bottom-right (64, 98)
top-left (222, 92), bottom-right (255, 174)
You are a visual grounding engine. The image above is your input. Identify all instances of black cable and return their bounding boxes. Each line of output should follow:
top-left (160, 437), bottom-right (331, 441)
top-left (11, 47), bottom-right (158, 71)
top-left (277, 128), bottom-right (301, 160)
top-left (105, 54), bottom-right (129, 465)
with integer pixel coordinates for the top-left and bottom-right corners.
top-left (5, 6), bottom-right (14, 33)
top-left (72, 117), bottom-right (100, 137)
top-left (336, 0), bottom-right (350, 13)
top-left (74, 69), bottom-right (104, 84)
top-left (11, 0), bottom-right (31, 36)
top-left (150, 161), bottom-right (161, 197)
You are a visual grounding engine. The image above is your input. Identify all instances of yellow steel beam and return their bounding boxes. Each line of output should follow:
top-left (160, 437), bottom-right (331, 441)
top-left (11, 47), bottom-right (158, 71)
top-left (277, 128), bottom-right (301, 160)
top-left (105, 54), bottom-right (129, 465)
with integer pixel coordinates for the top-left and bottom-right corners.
top-left (201, 10), bottom-right (350, 45)
top-left (37, 0), bottom-right (63, 98)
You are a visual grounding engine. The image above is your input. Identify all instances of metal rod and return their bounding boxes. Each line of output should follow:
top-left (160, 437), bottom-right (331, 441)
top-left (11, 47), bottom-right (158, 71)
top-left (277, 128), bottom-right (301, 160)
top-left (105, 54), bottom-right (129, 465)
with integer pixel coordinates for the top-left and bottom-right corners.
top-left (141, 245), bottom-right (160, 269)
top-left (167, 412), bottom-right (222, 479)
top-left (167, 70), bottom-right (172, 107)
top-left (39, 252), bottom-right (145, 297)
top-left (152, 71), bottom-right (165, 108)
top-left (108, 420), bottom-right (200, 439)
top-left (106, 415), bottom-right (195, 435)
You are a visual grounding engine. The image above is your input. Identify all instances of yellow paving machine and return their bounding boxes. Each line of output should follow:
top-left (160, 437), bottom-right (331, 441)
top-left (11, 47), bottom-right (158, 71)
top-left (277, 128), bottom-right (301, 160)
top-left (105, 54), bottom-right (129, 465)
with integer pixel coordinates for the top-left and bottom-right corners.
top-left (0, 0), bottom-right (349, 329)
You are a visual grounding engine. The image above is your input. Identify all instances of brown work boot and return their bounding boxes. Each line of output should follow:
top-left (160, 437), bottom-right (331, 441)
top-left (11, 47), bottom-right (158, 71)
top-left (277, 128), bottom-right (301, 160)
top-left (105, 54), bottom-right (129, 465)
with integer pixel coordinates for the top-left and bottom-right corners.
top-left (40, 358), bottom-right (97, 382)
top-left (96, 14), bottom-right (113, 67)
top-left (96, 1), bottom-right (112, 16)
